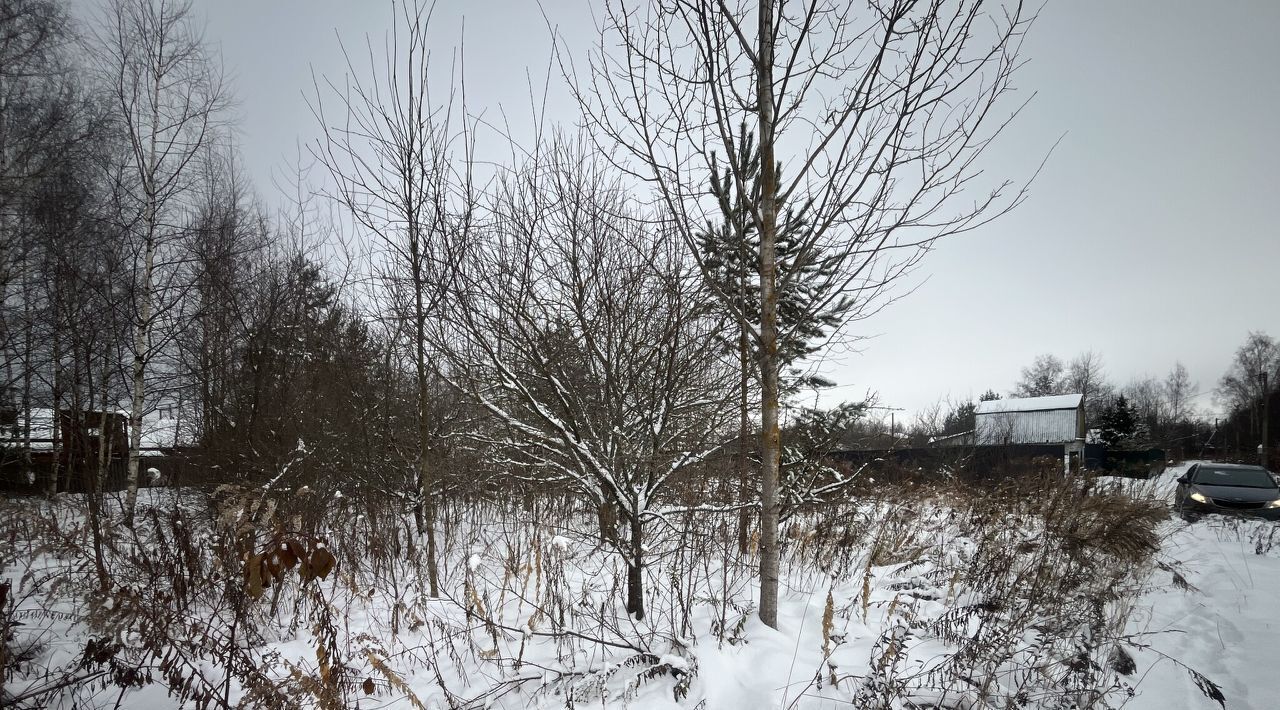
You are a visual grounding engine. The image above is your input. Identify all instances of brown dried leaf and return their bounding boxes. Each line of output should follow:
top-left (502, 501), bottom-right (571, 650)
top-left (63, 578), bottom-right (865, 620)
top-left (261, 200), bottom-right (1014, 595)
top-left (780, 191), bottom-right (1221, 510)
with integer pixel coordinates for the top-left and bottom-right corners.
top-left (362, 677), bottom-right (376, 695)
top-left (245, 554), bottom-right (265, 599)
top-left (288, 539), bottom-right (310, 578)
top-left (277, 543), bottom-right (298, 570)
top-left (311, 546), bottom-right (336, 580)
top-left (266, 553), bottom-right (283, 580)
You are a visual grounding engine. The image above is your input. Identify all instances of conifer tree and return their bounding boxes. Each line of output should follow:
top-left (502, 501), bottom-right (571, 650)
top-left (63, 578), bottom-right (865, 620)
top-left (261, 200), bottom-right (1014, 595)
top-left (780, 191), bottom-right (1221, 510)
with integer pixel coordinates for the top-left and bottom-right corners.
top-left (1098, 394), bottom-right (1137, 448)
top-left (695, 127), bottom-right (852, 384)
top-left (695, 128), bottom-right (855, 553)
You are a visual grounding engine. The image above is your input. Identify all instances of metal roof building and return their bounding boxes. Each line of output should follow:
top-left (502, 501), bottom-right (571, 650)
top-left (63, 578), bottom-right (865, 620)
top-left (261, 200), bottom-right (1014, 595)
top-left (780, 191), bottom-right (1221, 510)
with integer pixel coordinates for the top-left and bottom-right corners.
top-left (974, 393), bottom-right (1085, 446)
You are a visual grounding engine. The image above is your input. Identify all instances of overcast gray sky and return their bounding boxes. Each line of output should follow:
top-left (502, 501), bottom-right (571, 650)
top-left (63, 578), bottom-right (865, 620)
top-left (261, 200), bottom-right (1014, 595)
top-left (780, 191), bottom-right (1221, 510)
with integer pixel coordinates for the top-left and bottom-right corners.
top-left (143, 0), bottom-right (1279, 419)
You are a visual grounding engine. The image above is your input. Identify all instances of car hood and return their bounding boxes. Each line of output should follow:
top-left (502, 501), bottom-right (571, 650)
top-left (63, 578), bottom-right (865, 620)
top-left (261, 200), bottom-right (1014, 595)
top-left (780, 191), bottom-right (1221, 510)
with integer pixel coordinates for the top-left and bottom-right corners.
top-left (1194, 484), bottom-right (1280, 503)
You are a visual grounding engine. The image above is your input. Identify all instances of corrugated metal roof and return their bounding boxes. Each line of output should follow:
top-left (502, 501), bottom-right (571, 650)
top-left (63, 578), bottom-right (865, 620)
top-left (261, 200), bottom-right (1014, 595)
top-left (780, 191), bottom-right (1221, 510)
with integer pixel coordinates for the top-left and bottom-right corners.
top-left (974, 393), bottom-right (1082, 415)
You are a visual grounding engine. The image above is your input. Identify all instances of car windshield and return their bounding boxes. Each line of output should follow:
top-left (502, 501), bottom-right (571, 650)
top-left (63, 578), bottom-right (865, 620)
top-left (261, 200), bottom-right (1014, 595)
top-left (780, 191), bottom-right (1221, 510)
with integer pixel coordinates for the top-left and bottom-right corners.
top-left (1194, 467), bottom-right (1277, 488)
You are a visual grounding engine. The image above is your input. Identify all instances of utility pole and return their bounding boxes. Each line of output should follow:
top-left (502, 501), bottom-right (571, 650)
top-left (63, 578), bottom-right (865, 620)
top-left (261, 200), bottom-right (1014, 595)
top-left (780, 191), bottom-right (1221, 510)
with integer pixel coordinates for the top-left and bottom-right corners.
top-left (1201, 417), bottom-right (1219, 460)
top-left (865, 406), bottom-right (906, 449)
top-left (1262, 370), bottom-right (1270, 469)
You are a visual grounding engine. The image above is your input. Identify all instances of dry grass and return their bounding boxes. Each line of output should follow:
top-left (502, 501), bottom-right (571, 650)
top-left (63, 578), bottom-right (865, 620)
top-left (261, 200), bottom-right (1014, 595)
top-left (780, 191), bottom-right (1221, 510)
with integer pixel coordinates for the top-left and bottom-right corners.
top-left (2, 459), bottom-right (1172, 709)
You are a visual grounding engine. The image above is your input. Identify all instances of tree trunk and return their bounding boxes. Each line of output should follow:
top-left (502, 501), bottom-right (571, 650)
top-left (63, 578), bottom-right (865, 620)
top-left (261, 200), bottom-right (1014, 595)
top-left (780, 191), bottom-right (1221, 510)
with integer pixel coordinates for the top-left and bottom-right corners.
top-left (125, 35), bottom-right (166, 527)
top-left (48, 319), bottom-right (63, 494)
top-left (755, 0), bottom-right (782, 630)
top-left (412, 499), bottom-right (425, 535)
top-left (626, 513), bottom-right (645, 620)
top-left (123, 231), bottom-right (154, 527)
top-left (414, 281), bottom-right (441, 597)
top-left (90, 360), bottom-right (114, 590)
top-left (598, 498), bottom-right (617, 546)
top-left (736, 320), bottom-right (751, 555)
top-left (19, 263), bottom-right (34, 488)
top-left (1262, 381), bottom-right (1270, 469)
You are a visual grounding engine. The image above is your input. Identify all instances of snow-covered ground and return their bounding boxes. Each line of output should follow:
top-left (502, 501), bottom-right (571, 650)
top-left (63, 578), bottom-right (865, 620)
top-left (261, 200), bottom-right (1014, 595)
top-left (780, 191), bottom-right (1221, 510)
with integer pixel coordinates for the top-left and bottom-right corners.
top-left (1121, 461), bottom-right (1280, 710)
top-left (8, 464), bottom-right (1279, 709)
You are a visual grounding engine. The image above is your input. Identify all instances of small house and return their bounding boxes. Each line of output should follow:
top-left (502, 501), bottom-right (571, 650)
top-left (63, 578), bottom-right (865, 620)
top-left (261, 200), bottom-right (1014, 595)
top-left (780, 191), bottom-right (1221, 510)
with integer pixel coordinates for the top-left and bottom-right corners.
top-left (975, 393), bottom-right (1086, 468)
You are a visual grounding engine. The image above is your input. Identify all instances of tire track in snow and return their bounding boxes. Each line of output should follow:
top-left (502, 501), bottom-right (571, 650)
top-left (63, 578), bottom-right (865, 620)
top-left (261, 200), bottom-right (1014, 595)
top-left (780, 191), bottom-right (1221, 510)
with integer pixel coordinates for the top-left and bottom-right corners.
top-left (1124, 462), bottom-right (1280, 710)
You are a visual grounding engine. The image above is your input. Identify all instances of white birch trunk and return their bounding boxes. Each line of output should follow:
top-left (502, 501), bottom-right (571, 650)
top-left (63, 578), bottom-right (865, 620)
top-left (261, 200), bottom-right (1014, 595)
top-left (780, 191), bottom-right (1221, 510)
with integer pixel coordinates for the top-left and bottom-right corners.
top-left (124, 20), bottom-right (165, 526)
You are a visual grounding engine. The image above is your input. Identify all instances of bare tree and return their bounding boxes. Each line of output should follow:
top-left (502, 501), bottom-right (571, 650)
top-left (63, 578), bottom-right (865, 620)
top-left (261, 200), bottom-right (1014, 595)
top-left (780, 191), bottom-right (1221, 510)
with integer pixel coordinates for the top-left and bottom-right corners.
top-left (1163, 361), bottom-right (1194, 426)
top-left (92, 0), bottom-right (228, 525)
top-left (1159, 360), bottom-right (1196, 455)
top-left (435, 136), bottom-right (736, 620)
top-left (1064, 350), bottom-right (1112, 422)
top-left (16, 113), bottom-right (115, 495)
top-left (1217, 331), bottom-right (1279, 460)
top-left (1122, 375), bottom-right (1163, 443)
top-left (310, 0), bottom-right (473, 596)
top-left (0, 0), bottom-right (92, 486)
top-left (575, 0), bottom-right (1035, 628)
top-left (0, 0), bottom-right (79, 266)
top-left (1217, 332), bottom-right (1278, 415)
top-left (170, 146), bottom-right (269, 462)
top-left (910, 399), bottom-right (948, 444)
top-left (1013, 354), bottom-right (1066, 398)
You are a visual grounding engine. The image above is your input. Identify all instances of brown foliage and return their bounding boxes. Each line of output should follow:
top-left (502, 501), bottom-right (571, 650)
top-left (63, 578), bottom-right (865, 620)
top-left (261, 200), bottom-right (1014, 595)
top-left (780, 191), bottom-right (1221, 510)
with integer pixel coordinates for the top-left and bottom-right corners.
top-left (242, 534), bottom-right (335, 598)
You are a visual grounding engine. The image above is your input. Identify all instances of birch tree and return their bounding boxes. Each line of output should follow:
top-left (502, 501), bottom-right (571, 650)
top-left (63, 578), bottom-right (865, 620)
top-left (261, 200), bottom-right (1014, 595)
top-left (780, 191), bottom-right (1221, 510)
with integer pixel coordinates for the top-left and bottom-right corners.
top-left (1, 1), bottom-right (114, 497)
top-left (1013, 354), bottom-right (1066, 398)
top-left (93, 0), bottom-right (227, 525)
top-left (0, 0), bottom-right (78, 276)
top-left (576, 0), bottom-right (1035, 626)
top-left (1065, 350), bottom-right (1112, 422)
top-left (0, 0), bottom-right (79, 473)
top-left (1217, 332), bottom-right (1278, 415)
top-left (1163, 361), bottom-right (1193, 426)
top-left (1217, 331), bottom-right (1279, 454)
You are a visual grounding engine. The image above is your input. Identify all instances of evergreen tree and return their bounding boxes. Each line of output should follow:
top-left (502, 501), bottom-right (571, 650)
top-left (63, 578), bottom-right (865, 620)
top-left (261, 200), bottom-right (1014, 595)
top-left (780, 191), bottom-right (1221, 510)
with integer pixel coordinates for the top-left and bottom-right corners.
top-left (942, 401), bottom-right (977, 436)
top-left (696, 126), bottom-right (852, 386)
top-left (1098, 394), bottom-right (1137, 448)
top-left (696, 127), bottom-right (858, 554)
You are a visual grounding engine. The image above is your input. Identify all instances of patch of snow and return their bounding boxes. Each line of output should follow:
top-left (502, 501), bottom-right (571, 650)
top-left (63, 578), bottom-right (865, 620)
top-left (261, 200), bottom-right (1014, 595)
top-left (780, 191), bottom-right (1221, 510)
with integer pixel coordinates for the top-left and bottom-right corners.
top-left (658, 653), bottom-right (689, 672)
top-left (974, 393), bottom-right (1083, 414)
top-left (1123, 461), bottom-right (1280, 709)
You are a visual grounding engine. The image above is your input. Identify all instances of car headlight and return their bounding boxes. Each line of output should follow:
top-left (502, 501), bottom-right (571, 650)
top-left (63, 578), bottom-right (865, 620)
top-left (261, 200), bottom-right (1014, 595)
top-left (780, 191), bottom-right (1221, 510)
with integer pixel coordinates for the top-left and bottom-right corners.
top-left (1189, 491), bottom-right (1209, 504)
top-left (1266, 499), bottom-right (1280, 509)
